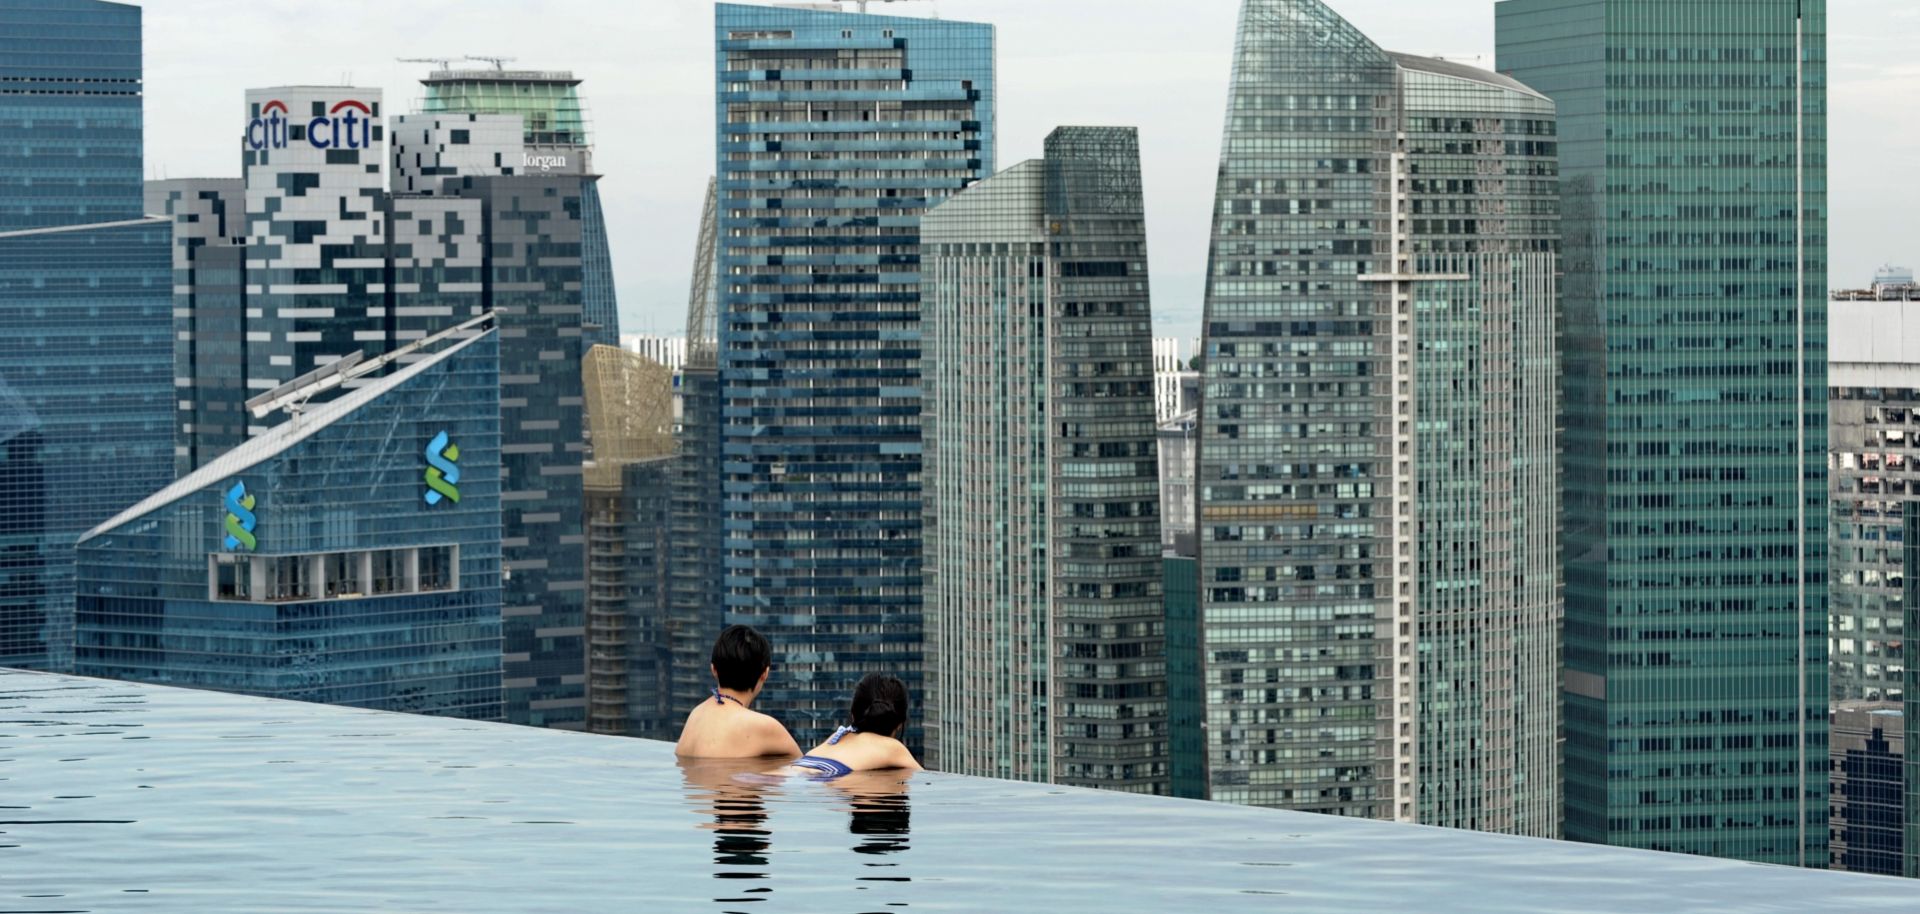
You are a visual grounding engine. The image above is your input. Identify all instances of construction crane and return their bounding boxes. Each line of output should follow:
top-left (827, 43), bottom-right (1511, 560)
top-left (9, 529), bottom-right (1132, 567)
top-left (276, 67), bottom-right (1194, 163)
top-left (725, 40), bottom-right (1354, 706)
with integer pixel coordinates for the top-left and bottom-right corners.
top-left (396, 56), bottom-right (459, 70)
top-left (465, 55), bottom-right (516, 71)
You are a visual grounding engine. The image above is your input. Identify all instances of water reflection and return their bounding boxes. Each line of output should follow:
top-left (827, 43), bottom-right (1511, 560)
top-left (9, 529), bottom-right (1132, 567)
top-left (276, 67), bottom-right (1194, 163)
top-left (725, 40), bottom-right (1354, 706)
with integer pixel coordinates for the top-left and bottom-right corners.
top-left (680, 759), bottom-right (779, 909)
top-left (677, 761), bottom-right (916, 910)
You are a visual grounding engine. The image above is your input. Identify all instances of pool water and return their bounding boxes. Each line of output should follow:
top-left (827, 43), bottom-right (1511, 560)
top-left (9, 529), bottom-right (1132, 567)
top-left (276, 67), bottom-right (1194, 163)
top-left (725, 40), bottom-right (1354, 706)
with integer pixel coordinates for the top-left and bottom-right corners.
top-left (0, 670), bottom-right (1911, 912)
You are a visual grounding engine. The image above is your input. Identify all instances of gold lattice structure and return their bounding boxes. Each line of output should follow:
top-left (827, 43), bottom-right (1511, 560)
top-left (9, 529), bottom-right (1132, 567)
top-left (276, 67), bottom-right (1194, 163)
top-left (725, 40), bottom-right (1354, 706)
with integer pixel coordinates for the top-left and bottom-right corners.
top-left (582, 345), bottom-right (675, 489)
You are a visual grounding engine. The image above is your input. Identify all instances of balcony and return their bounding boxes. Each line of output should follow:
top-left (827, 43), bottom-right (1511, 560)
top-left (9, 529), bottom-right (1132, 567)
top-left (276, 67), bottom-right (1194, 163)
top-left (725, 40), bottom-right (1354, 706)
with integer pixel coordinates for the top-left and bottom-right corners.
top-left (0, 669), bottom-right (1910, 912)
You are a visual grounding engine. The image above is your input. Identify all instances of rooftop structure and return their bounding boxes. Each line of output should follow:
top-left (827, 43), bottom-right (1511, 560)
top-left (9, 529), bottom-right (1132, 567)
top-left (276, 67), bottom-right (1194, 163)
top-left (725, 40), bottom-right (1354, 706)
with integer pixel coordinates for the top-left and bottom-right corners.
top-left (0, 669), bottom-right (1914, 911)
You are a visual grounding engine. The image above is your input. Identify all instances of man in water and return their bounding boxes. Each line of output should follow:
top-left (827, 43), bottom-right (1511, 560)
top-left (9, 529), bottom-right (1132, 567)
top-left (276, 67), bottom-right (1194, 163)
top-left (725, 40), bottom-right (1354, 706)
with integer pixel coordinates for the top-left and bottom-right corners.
top-left (675, 624), bottom-right (803, 758)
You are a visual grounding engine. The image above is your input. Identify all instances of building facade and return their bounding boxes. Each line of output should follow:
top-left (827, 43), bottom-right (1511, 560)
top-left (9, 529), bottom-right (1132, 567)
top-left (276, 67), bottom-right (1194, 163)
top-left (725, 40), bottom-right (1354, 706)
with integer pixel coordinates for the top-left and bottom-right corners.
top-left (74, 329), bottom-right (502, 718)
top-left (147, 179), bottom-right (247, 476)
top-left (1828, 701), bottom-right (1906, 876)
top-left (623, 335), bottom-right (689, 374)
top-left (0, 0), bottom-right (173, 670)
top-left (419, 67), bottom-right (621, 350)
top-left (1499, 0), bottom-right (1829, 865)
top-left (712, 2), bottom-right (994, 747)
top-left (922, 127), bottom-right (1167, 792)
top-left (1197, 0), bottom-right (1561, 834)
top-left (668, 178), bottom-right (725, 720)
top-left (1828, 288), bottom-right (1920, 705)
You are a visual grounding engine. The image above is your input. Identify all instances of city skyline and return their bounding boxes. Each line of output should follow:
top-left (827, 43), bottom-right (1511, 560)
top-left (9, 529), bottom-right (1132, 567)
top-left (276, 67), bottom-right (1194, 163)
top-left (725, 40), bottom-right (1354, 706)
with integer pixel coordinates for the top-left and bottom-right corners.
top-left (136, 0), bottom-right (1919, 343)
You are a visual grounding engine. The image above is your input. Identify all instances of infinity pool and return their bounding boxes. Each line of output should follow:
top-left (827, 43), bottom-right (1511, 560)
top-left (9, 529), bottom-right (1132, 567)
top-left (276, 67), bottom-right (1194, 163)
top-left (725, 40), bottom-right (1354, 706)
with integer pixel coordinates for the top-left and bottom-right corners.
top-left (0, 669), bottom-right (1910, 912)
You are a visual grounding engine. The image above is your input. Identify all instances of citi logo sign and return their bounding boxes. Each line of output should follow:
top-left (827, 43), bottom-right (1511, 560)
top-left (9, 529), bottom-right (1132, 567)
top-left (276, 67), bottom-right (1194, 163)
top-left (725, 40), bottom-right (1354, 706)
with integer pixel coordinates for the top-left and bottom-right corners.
top-left (223, 481), bottom-right (258, 551)
top-left (247, 99), bottom-right (376, 152)
top-left (424, 431), bottom-right (460, 505)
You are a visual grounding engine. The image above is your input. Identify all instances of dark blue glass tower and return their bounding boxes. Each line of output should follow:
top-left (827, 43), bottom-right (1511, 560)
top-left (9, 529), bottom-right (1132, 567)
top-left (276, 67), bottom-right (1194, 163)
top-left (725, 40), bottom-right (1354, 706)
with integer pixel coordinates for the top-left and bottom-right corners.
top-left (0, 0), bottom-right (172, 669)
top-left (712, 3), bottom-right (993, 746)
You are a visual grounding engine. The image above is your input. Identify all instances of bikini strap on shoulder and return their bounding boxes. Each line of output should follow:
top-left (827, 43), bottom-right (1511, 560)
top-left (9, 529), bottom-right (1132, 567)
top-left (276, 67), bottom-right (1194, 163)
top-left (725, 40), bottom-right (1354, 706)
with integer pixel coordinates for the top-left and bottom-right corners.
top-left (827, 725), bottom-right (857, 745)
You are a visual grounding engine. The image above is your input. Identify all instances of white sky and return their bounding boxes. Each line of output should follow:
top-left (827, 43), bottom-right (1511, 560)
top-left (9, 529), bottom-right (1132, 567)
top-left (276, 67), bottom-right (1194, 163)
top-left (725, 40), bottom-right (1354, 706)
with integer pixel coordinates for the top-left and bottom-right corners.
top-left (140, 0), bottom-right (1918, 349)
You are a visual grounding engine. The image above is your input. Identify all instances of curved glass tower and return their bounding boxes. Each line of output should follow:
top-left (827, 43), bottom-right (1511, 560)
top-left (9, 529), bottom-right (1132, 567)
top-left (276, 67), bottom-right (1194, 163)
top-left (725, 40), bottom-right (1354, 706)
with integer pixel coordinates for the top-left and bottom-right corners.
top-left (1198, 0), bottom-right (1562, 833)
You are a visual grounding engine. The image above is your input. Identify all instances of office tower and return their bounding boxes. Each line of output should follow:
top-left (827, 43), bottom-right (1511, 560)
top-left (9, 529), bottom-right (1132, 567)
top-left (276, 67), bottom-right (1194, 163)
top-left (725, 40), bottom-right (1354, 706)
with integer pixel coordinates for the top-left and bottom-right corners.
top-left (1828, 284), bottom-right (1919, 704)
top-left (1198, 0), bottom-right (1561, 833)
top-left (1500, 0), bottom-right (1828, 864)
top-left (921, 126), bottom-right (1166, 792)
top-left (1164, 552), bottom-right (1206, 799)
top-left (418, 66), bottom-right (620, 350)
top-left (74, 326), bottom-right (502, 719)
top-left (712, 3), bottom-right (994, 747)
top-left (1828, 701), bottom-right (1906, 875)
top-left (160, 90), bottom-right (590, 728)
top-left (0, 0), bottom-right (173, 670)
top-left (581, 345), bottom-right (676, 737)
top-left (147, 179), bottom-right (247, 476)
top-left (668, 178), bottom-right (725, 720)
top-left (1159, 412), bottom-right (1198, 554)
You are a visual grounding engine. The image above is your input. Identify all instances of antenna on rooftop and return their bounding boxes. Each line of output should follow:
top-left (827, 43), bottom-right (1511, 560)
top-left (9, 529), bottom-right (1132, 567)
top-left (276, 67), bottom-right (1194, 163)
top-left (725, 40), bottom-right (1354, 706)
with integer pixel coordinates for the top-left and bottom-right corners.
top-left (465, 55), bottom-right (516, 71)
top-left (397, 56), bottom-right (460, 70)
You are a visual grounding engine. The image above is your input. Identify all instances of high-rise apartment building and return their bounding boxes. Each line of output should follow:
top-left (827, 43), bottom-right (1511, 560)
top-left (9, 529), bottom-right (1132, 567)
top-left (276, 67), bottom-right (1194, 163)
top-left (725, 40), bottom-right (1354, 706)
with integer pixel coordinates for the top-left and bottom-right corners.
top-left (419, 67), bottom-right (621, 350)
top-left (921, 127), bottom-right (1166, 792)
top-left (623, 335), bottom-right (689, 374)
top-left (668, 178), bottom-right (725, 719)
top-left (1828, 286), bottom-right (1919, 704)
top-left (1500, 0), bottom-right (1828, 865)
top-left (1197, 0), bottom-right (1561, 834)
top-left (712, 2), bottom-right (994, 746)
top-left (75, 327), bottom-right (503, 718)
top-left (0, 0), bottom-right (173, 670)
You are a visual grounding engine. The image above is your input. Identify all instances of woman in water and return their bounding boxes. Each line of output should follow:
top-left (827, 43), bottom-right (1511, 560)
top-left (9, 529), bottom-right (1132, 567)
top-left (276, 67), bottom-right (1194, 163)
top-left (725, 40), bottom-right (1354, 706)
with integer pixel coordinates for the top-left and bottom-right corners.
top-left (787, 673), bottom-right (922, 780)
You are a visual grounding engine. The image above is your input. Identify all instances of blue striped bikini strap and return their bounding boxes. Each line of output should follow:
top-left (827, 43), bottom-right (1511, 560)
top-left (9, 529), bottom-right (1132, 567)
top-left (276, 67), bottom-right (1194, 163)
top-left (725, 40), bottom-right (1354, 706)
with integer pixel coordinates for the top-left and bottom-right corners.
top-left (827, 725), bottom-right (858, 745)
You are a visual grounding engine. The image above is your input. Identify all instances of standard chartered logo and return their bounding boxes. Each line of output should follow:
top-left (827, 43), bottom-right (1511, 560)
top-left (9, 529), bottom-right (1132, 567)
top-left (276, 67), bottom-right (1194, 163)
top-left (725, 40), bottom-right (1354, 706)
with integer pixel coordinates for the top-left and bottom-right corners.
top-left (223, 481), bottom-right (258, 551)
top-left (425, 431), bottom-right (461, 505)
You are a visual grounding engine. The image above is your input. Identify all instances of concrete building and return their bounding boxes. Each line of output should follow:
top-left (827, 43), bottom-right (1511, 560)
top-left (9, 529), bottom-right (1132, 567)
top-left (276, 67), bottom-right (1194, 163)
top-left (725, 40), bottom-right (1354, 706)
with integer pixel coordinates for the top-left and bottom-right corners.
top-left (922, 126), bottom-right (1166, 793)
top-left (0, 0), bottom-right (173, 670)
top-left (74, 324), bottom-right (502, 718)
top-left (622, 335), bottom-right (689, 374)
top-left (1829, 287), bottom-right (1920, 705)
top-left (710, 2), bottom-right (995, 748)
top-left (1501, 0), bottom-right (1828, 864)
top-left (1198, 0), bottom-right (1561, 835)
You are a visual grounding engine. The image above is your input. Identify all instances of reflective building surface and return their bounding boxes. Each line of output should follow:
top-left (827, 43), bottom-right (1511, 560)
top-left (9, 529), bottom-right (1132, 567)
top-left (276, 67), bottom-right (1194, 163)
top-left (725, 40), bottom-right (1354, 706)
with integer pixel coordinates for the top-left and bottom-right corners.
top-left (73, 329), bottom-right (502, 719)
top-left (921, 127), bottom-right (1168, 792)
top-left (712, 3), bottom-right (995, 747)
top-left (1197, 0), bottom-right (1561, 834)
top-left (0, 0), bottom-right (173, 670)
top-left (2, 669), bottom-right (1915, 912)
top-left (1499, 0), bottom-right (1829, 864)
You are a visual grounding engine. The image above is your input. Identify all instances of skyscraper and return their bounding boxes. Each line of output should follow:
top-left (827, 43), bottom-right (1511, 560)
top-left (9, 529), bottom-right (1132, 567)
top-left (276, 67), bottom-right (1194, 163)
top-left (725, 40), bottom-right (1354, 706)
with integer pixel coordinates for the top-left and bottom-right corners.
top-left (1197, 0), bottom-right (1561, 833)
top-left (147, 178), bottom-right (246, 477)
top-left (418, 67), bottom-right (621, 350)
top-left (712, 2), bottom-right (994, 747)
top-left (668, 178), bottom-right (725, 719)
top-left (1499, 0), bottom-right (1827, 864)
top-left (921, 126), bottom-right (1167, 793)
top-left (75, 325), bottom-right (503, 719)
top-left (0, 0), bottom-right (173, 670)
top-left (1827, 284), bottom-right (1918, 705)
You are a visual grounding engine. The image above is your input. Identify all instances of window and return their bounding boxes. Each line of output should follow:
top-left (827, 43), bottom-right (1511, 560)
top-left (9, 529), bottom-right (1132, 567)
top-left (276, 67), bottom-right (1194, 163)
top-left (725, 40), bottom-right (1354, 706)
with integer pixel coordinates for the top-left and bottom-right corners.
top-left (210, 545), bottom-right (460, 603)
top-left (450, 129), bottom-right (470, 145)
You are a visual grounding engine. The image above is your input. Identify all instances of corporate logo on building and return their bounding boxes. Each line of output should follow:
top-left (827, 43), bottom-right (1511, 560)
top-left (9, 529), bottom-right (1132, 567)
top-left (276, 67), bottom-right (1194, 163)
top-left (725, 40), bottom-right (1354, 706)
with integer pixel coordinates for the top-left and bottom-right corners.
top-left (522, 152), bottom-right (568, 172)
top-left (223, 481), bottom-right (258, 551)
top-left (247, 99), bottom-right (377, 152)
top-left (424, 431), bottom-right (460, 505)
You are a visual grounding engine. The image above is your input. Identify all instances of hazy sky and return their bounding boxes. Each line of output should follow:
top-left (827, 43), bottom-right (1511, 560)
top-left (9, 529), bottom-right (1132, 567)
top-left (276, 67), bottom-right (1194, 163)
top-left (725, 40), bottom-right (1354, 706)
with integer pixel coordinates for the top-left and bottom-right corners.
top-left (142, 0), bottom-right (1916, 348)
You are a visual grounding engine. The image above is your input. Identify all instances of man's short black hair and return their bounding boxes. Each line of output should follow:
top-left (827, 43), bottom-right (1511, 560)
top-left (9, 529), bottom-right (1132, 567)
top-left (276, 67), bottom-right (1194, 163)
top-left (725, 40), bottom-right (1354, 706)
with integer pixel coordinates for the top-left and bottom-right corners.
top-left (711, 624), bottom-right (772, 691)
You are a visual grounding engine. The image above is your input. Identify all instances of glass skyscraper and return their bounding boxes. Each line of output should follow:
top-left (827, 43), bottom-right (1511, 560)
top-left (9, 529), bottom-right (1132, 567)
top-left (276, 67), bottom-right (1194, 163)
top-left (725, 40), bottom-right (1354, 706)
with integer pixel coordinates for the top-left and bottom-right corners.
top-left (921, 127), bottom-right (1167, 793)
top-left (418, 67), bottom-right (621, 350)
top-left (1499, 0), bottom-right (1828, 864)
top-left (1197, 0), bottom-right (1561, 832)
top-left (74, 328), bottom-right (502, 719)
top-left (0, 0), bottom-right (173, 670)
top-left (712, 3), bottom-right (994, 747)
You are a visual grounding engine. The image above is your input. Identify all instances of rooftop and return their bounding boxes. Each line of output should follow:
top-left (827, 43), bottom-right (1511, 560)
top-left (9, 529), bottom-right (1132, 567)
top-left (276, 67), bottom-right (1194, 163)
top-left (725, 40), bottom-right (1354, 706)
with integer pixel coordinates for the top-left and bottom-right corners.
top-left (1388, 52), bottom-right (1548, 99)
top-left (1, 670), bottom-right (1911, 912)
